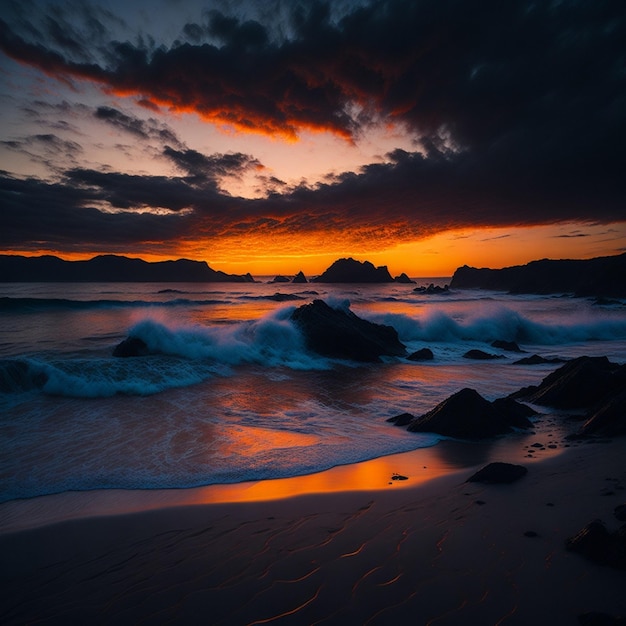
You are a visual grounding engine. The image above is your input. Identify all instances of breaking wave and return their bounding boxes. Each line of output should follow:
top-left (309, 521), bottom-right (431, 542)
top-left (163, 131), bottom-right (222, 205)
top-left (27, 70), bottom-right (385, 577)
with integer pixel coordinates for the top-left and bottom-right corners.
top-left (369, 305), bottom-right (626, 345)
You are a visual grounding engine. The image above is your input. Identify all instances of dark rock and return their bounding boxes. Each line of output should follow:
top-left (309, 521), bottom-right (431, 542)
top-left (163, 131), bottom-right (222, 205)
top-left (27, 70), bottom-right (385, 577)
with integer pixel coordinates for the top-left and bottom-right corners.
top-left (463, 349), bottom-right (503, 360)
top-left (271, 275), bottom-right (290, 283)
top-left (579, 390), bottom-right (626, 437)
top-left (312, 258), bottom-right (394, 283)
top-left (524, 530), bottom-right (539, 538)
top-left (387, 412), bottom-right (415, 426)
top-left (513, 354), bottom-right (566, 365)
top-left (407, 348), bottom-right (434, 361)
top-left (614, 505), bottom-right (626, 522)
top-left (449, 253), bottom-right (626, 298)
top-left (113, 336), bottom-right (150, 357)
top-left (267, 292), bottom-right (304, 302)
top-left (292, 271), bottom-right (308, 283)
top-left (406, 388), bottom-right (533, 439)
top-left (578, 612), bottom-right (626, 626)
top-left (394, 272), bottom-right (416, 284)
top-left (290, 299), bottom-right (406, 362)
top-left (491, 397), bottom-right (537, 428)
top-left (391, 473), bottom-right (408, 481)
top-left (0, 254), bottom-right (256, 282)
top-left (491, 340), bottom-right (523, 352)
top-left (466, 462), bottom-right (528, 484)
top-left (566, 520), bottom-right (626, 570)
top-left (520, 356), bottom-right (623, 409)
top-left (413, 283), bottom-right (450, 295)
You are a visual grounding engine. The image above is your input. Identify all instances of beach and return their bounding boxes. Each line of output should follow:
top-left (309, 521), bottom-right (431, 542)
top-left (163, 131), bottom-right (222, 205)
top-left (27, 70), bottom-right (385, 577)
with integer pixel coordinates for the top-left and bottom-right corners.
top-left (2, 435), bottom-right (625, 625)
top-left (2, 280), bottom-right (626, 624)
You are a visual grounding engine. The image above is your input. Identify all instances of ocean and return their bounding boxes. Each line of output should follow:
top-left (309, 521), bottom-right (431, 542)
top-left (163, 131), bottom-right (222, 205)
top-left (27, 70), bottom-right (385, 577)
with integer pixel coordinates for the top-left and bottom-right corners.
top-left (2, 279), bottom-right (626, 509)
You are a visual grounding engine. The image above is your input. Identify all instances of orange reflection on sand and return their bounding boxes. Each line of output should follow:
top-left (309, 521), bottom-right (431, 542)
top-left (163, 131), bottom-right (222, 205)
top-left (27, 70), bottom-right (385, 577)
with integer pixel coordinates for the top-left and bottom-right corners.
top-left (186, 447), bottom-right (453, 505)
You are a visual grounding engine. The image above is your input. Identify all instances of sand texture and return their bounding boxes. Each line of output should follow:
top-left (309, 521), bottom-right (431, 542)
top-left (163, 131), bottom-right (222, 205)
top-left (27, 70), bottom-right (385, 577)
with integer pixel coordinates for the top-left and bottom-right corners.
top-left (1, 439), bottom-right (625, 625)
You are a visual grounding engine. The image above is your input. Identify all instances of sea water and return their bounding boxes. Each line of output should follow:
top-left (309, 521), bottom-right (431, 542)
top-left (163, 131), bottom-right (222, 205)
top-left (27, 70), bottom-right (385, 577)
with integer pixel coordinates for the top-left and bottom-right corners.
top-left (1, 279), bottom-right (626, 505)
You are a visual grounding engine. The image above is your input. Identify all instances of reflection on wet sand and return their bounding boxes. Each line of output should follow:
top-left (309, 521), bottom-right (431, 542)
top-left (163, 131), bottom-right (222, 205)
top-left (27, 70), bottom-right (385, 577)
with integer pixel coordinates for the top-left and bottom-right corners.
top-left (0, 427), bottom-right (567, 534)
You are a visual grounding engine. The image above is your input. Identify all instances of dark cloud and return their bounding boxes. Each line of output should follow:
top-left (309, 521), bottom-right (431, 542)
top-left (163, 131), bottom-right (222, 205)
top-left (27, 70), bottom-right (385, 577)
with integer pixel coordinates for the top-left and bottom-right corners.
top-left (1, 133), bottom-right (83, 170)
top-left (94, 105), bottom-right (181, 146)
top-left (0, 172), bottom-right (191, 253)
top-left (1, 0), bottom-right (625, 255)
top-left (163, 145), bottom-right (261, 183)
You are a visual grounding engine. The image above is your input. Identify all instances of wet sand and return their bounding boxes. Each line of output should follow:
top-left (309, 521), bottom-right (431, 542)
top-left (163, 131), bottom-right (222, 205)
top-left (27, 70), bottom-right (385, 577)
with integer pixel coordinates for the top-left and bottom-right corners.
top-left (1, 435), bottom-right (625, 625)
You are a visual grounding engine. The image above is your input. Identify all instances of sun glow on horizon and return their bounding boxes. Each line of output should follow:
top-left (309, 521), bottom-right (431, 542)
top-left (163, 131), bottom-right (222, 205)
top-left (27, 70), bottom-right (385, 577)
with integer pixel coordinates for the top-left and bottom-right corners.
top-left (6, 222), bottom-right (622, 279)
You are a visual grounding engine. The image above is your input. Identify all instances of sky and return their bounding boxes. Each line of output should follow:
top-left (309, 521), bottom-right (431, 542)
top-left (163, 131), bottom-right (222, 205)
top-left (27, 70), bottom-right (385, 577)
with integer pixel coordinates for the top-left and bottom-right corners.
top-left (0, 0), bottom-right (625, 277)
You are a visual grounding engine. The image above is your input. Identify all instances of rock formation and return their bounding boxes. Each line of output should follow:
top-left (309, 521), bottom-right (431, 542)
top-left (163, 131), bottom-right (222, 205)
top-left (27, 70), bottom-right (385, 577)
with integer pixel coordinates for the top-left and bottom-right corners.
top-left (449, 253), bottom-right (626, 298)
top-left (290, 299), bottom-right (406, 362)
top-left (399, 388), bottom-right (534, 439)
top-left (466, 462), bottom-right (528, 484)
top-left (312, 258), bottom-right (394, 283)
top-left (407, 348), bottom-right (434, 361)
top-left (0, 255), bottom-right (255, 282)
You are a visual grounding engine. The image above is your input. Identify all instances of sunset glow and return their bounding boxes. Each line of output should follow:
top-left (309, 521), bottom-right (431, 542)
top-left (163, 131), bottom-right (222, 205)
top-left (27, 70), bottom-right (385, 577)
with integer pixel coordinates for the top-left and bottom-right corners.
top-left (1, 0), bottom-right (624, 275)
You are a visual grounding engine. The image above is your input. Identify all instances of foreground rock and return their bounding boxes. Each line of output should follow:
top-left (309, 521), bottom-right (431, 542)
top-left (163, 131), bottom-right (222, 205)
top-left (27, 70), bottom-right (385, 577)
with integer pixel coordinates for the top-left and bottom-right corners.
top-left (398, 388), bottom-right (534, 439)
top-left (466, 462), bottom-right (528, 484)
top-left (579, 391), bottom-right (626, 437)
top-left (566, 520), bottom-right (626, 570)
top-left (290, 299), bottom-right (406, 362)
top-left (312, 258), bottom-right (394, 283)
top-left (514, 356), bottom-right (624, 409)
top-left (511, 356), bottom-right (626, 437)
top-left (450, 252), bottom-right (626, 298)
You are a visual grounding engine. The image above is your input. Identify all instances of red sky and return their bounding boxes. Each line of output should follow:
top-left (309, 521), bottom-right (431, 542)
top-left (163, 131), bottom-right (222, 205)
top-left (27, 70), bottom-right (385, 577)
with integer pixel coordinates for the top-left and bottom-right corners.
top-left (1, 0), bottom-right (624, 276)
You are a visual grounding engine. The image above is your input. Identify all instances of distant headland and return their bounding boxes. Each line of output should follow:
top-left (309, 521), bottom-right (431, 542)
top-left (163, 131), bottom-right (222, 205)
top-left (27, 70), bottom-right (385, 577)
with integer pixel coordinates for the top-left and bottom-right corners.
top-left (1, 253), bottom-right (625, 296)
top-left (450, 252), bottom-right (626, 298)
top-left (0, 255), bottom-right (255, 283)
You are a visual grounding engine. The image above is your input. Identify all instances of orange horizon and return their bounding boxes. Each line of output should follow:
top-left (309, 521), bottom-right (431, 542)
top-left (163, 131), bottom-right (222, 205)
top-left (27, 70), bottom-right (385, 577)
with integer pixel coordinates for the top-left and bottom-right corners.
top-left (2, 222), bottom-right (624, 280)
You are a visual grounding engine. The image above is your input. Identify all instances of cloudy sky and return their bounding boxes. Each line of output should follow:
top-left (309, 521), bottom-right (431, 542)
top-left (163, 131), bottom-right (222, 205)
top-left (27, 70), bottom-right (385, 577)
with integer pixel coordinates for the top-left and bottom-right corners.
top-left (1, 0), bottom-right (624, 275)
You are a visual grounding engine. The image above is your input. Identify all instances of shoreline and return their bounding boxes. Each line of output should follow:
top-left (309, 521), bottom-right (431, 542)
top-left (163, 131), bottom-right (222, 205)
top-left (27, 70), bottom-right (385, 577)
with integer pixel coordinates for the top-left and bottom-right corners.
top-left (1, 436), bottom-right (625, 624)
top-left (0, 422), bottom-right (567, 535)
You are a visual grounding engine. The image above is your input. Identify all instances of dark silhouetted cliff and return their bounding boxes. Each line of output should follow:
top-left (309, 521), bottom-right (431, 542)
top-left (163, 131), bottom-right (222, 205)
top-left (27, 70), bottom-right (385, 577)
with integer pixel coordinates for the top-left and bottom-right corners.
top-left (0, 255), bottom-right (255, 282)
top-left (312, 258), bottom-right (394, 283)
top-left (450, 253), bottom-right (626, 298)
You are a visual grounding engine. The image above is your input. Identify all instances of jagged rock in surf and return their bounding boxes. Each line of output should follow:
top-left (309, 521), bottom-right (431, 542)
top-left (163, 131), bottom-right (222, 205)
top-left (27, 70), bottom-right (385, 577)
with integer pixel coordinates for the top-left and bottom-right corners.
top-left (113, 336), bottom-right (150, 357)
top-left (271, 275), bottom-right (290, 283)
top-left (407, 348), bottom-right (434, 361)
top-left (491, 340), bottom-right (523, 352)
top-left (292, 271), bottom-right (308, 283)
top-left (290, 299), bottom-right (406, 362)
top-left (463, 349), bottom-right (504, 360)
